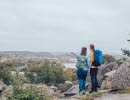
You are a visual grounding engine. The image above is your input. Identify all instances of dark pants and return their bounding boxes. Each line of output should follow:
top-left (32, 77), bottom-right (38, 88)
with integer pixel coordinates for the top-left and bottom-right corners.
top-left (90, 68), bottom-right (98, 91)
top-left (76, 69), bottom-right (88, 92)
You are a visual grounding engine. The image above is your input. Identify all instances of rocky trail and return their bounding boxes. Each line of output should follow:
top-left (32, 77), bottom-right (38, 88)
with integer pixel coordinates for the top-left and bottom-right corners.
top-left (54, 90), bottom-right (130, 100)
top-left (95, 93), bottom-right (130, 100)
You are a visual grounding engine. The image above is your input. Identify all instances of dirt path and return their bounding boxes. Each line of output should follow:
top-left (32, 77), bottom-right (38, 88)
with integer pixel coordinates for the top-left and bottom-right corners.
top-left (95, 93), bottom-right (130, 100)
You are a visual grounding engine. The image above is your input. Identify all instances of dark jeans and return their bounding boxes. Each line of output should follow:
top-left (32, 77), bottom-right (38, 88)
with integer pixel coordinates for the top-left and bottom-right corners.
top-left (90, 68), bottom-right (98, 91)
top-left (76, 69), bottom-right (88, 92)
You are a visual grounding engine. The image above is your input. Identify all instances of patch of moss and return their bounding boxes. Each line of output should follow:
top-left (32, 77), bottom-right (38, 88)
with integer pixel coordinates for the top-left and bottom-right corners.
top-left (83, 92), bottom-right (103, 100)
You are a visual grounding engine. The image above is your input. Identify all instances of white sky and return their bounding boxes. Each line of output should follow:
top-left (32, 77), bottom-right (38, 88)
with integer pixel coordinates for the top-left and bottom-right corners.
top-left (0, 0), bottom-right (129, 54)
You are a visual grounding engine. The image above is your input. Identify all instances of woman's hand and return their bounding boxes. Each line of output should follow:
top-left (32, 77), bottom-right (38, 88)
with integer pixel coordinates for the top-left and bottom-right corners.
top-left (88, 69), bottom-right (90, 73)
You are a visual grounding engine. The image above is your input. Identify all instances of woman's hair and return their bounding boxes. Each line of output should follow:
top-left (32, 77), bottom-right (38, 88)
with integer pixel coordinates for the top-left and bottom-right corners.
top-left (90, 44), bottom-right (95, 50)
top-left (80, 47), bottom-right (87, 56)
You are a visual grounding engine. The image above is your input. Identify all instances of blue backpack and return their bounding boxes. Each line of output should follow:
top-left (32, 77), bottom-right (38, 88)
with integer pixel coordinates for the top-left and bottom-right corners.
top-left (92, 50), bottom-right (102, 67)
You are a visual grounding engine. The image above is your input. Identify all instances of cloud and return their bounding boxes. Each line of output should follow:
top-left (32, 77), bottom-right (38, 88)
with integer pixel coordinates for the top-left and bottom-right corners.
top-left (0, 0), bottom-right (129, 53)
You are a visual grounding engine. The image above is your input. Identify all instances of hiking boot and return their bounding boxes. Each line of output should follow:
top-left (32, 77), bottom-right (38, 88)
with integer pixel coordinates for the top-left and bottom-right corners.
top-left (94, 88), bottom-right (98, 92)
top-left (89, 91), bottom-right (94, 93)
top-left (97, 85), bottom-right (101, 88)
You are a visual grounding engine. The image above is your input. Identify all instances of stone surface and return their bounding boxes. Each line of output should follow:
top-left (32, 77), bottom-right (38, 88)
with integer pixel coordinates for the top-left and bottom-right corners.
top-left (108, 60), bottom-right (130, 89)
top-left (97, 62), bottom-right (119, 86)
top-left (64, 85), bottom-right (79, 97)
top-left (0, 81), bottom-right (7, 92)
top-left (1, 85), bottom-right (13, 97)
top-left (50, 85), bottom-right (58, 93)
top-left (101, 59), bottom-right (130, 89)
top-left (95, 93), bottom-right (130, 100)
top-left (0, 97), bottom-right (7, 100)
top-left (72, 81), bottom-right (78, 86)
top-left (58, 81), bottom-right (73, 92)
top-left (105, 70), bottom-right (116, 77)
top-left (102, 70), bottom-right (116, 89)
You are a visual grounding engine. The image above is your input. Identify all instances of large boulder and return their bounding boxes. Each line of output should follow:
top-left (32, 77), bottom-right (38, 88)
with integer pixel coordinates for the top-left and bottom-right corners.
top-left (97, 62), bottom-right (119, 85)
top-left (101, 70), bottom-right (116, 89)
top-left (101, 59), bottom-right (130, 90)
top-left (58, 81), bottom-right (73, 92)
top-left (107, 60), bottom-right (130, 89)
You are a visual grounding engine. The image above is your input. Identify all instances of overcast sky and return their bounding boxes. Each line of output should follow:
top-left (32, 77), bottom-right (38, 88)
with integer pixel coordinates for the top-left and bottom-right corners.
top-left (0, 0), bottom-right (129, 54)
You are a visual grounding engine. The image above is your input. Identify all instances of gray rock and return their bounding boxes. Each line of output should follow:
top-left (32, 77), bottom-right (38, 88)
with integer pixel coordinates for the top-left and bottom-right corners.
top-left (72, 81), bottom-right (78, 86)
top-left (101, 59), bottom-right (130, 90)
top-left (58, 81), bottom-right (73, 92)
top-left (64, 85), bottom-right (79, 97)
top-left (109, 60), bottom-right (130, 89)
top-left (105, 70), bottom-right (116, 77)
top-left (101, 80), bottom-right (106, 89)
top-left (0, 97), bottom-right (7, 100)
top-left (0, 81), bottom-right (7, 92)
top-left (101, 70), bottom-right (116, 89)
top-left (50, 85), bottom-right (57, 93)
top-left (97, 62), bottom-right (119, 85)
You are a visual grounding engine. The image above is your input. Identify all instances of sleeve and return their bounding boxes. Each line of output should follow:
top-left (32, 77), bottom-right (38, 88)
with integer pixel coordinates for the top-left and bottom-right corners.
top-left (86, 56), bottom-right (90, 69)
top-left (74, 53), bottom-right (80, 58)
top-left (89, 52), bottom-right (94, 62)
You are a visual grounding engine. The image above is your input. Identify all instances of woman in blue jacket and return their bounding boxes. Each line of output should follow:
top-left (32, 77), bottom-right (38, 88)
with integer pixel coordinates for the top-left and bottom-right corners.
top-left (72, 47), bottom-right (90, 95)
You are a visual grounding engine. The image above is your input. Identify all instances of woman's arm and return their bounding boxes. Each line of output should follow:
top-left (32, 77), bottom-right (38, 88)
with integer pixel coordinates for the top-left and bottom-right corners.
top-left (71, 52), bottom-right (80, 58)
top-left (86, 57), bottom-right (90, 69)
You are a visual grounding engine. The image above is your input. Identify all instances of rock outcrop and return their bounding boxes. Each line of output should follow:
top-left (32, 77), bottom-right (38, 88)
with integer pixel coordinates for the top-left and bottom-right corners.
top-left (107, 60), bottom-right (130, 89)
top-left (101, 59), bottom-right (130, 90)
top-left (97, 62), bottom-right (119, 85)
top-left (101, 70), bottom-right (116, 89)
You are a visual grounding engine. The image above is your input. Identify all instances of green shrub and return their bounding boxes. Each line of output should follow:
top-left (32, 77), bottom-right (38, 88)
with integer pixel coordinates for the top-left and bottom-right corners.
top-left (102, 54), bottom-right (116, 64)
top-left (11, 73), bottom-right (30, 86)
top-left (53, 66), bottom-right (65, 85)
top-left (0, 69), bottom-right (13, 85)
top-left (0, 59), bottom-right (16, 85)
top-left (25, 61), bottom-right (57, 85)
top-left (8, 87), bottom-right (51, 100)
